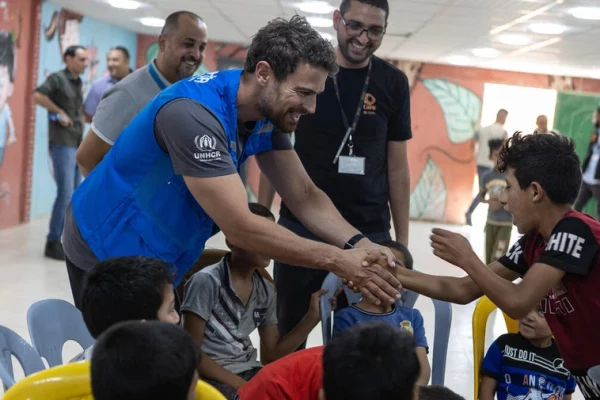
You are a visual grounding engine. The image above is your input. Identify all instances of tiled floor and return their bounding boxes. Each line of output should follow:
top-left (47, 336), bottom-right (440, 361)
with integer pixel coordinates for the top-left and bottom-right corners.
top-left (0, 207), bottom-right (586, 399)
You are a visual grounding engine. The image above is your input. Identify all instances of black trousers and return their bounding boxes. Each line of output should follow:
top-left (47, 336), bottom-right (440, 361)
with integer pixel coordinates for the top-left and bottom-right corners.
top-left (274, 216), bottom-right (391, 350)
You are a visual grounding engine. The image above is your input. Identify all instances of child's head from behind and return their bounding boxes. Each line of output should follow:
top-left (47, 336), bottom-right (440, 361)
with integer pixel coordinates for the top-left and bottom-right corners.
top-left (497, 132), bottom-right (581, 235)
top-left (226, 202), bottom-right (275, 269)
top-left (321, 322), bottom-right (420, 400)
top-left (378, 240), bottom-right (413, 271)
top-left (91, 320), bottom-right (199, 400)
top-left (488, 138), bottom-right (504, 167)
top-left (81, 256), bottom-right (179, 338)
top-left (419, 385), bottom-right (465, 400)
top-left (0, 31), bottom-right (15, 110)
top-left (518, 304), bottom-right (552, 342)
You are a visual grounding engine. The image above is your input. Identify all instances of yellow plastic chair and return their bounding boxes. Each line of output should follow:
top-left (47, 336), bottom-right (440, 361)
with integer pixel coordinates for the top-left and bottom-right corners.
top-left (3, 361), bottom-right (226, 400)
top-left (473, 296), bottom-right (518, 400)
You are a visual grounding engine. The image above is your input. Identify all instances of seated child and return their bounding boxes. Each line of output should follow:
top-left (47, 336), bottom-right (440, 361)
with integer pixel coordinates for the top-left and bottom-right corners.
top-left (182, 202), bottom-right (327, 400)
top-left (237, 322), bottom-right (421, 400)
top-left (71, 255), bottom-right (180, 362)
top-left (418, 385), bottom-right (465, 400)
top-left (480, 304), bottom-right (577, 400)
top-left (91, 320), bottom-right (200, 400)
top-left (479, 138), bottom-right (513, 264)
top-left (333, 240), bottom-right (431, 386)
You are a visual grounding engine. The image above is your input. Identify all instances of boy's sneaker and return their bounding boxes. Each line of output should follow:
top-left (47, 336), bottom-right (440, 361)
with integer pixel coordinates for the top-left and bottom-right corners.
top-left (45, 240), bottom-right (65, 261)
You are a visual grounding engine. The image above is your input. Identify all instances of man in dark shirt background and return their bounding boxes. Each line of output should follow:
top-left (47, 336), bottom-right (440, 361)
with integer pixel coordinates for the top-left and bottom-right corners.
top-left (259, 0), bottom-right (412, 349)
top-left (33, 45), bottom-right (88, 260)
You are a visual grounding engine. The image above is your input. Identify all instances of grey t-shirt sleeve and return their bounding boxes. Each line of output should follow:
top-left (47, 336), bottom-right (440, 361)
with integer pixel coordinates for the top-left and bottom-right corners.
top-left (181, 272), bottom-right (219, 321)
top-left (270, 128), bottom-right (293, 151)
top-left (91, 85), bottom-right (138, 145)
top-left (154, 98), bottom-right (237, 178)
top-left (260, 282), bottom-right (278, 327)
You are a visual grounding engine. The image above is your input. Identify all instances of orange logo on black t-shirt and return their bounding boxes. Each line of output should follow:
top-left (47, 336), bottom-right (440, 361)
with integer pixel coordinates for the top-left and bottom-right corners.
top-left (363, 93), bottom-right (376, 115)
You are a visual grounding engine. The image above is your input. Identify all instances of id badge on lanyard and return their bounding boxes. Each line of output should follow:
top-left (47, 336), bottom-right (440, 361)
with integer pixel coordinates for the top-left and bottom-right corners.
top-left (332, 59), bottom-right (372, 176)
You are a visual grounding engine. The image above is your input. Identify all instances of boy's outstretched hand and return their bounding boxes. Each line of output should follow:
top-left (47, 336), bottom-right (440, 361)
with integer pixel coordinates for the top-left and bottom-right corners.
top-left (430, 228), bottom-right (478, 269)
top-left (307, 288), bottom-right (329, 324)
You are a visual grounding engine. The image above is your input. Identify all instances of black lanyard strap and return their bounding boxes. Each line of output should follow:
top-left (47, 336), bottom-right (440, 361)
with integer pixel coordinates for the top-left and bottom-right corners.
top-left (332, 58), bottom-right (372, 163)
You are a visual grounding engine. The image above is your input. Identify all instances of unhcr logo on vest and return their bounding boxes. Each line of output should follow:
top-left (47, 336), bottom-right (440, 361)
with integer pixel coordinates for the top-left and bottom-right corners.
top-left (194, 134), bottom-right (222, 162)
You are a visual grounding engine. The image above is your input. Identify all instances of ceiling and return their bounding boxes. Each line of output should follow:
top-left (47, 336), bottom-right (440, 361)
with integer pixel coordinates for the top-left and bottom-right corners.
top-left (50, 0), bottom-right (600, 79)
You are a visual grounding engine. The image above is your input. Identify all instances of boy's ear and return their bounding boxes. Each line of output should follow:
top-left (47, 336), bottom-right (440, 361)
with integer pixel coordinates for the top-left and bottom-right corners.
top-left (319, 388), bottom-right (326, 400)
top-left (530, 181), bottom-right (544, 203)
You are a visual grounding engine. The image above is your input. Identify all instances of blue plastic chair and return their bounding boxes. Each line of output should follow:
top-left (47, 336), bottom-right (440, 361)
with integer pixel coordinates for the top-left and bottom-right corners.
top-left (320, 272), bottom-right (452, 385)
top-left (0, 325), bottom-right (45, 390)
top-left (26, 299), bottom-right (95, 367)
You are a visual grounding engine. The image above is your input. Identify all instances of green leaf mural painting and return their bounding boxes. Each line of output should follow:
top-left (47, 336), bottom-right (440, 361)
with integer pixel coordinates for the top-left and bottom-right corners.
top-left (422, 78), bottom-right (481, 144)
top-left (409, 157), bottom-right (447, 221)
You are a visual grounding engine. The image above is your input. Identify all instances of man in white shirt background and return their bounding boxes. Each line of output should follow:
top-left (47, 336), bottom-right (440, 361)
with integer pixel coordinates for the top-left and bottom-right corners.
top-left (465, 108), bottom-right (508, 226)
top-left (574, 108), bottom-right (600, 219)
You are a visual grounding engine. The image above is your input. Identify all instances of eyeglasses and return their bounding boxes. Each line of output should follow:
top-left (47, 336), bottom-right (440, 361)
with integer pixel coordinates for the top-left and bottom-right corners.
top-left (339, 15), bottom-right (386, 40)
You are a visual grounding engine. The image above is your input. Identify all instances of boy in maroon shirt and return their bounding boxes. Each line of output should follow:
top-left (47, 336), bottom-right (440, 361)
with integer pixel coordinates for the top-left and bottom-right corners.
top-left (393, 132), bottom-right (600, 399)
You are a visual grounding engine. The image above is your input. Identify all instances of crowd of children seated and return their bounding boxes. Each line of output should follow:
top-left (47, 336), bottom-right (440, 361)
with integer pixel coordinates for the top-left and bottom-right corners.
top-left (12, 133), bottom-right (600, 399)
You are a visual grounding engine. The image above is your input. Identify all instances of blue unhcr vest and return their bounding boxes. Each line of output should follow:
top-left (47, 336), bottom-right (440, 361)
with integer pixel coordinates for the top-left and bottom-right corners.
top-left (71, 70), bottom-right (274, 284)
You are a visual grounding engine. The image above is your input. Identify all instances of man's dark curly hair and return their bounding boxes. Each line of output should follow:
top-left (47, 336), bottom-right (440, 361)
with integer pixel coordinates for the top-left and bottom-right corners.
top-left (244, 15), bottom-right (338, 81)
top-left (497, 131), bottom-right (581, 205)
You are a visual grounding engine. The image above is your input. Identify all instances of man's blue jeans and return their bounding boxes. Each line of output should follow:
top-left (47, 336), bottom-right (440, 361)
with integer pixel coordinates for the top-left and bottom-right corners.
top-left (48, 143), bottom-right (81, 241)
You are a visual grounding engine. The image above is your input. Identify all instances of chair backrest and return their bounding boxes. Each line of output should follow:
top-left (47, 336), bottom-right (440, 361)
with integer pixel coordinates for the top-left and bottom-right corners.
top-left (472, 296), bottom-right (518, 400)
top-left (319, 272), bottom-right (453, 385)
top-left (3, 361), bottom-right (226, 400)
top-left (0, 325), bottom-right (45, 390)
top-left (27, 299), bottom-right (95, 367)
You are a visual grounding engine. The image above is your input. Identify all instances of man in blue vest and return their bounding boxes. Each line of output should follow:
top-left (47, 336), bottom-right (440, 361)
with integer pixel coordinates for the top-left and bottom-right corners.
top-left (62, 15), bottom-right (401, 310)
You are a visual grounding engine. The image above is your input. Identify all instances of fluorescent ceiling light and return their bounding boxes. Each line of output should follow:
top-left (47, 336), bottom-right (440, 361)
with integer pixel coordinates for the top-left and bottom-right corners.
top-left (472, 47), bottom-right (501, 58)
top-left (528, 23), bottom-right (567, 35)
top-left (140, 17), bottom-right (164, 27)
top-left (568, 7), bottom-right (600, 20)
top-left (317, 31), bottom-right (334, 41)
top-left (296, 1), bottom-right (335, 14)
top-left (109, 0), bottom-right (142, 9)
top-left (445, 56), bottom-right (470, 66)
top-left (496, 33), bottom-right (532, 46)
top-left (489, 0), bottom-right (564, 35)
top-left (307, 16), bottom-right (333, 28)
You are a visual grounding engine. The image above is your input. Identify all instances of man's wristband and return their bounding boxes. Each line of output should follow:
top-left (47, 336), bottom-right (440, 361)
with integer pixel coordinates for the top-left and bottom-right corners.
top-left (344, 233), bottom-right (366, 249)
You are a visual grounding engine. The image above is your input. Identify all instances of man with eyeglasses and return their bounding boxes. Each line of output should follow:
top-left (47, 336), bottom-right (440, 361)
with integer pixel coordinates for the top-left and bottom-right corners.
top-left (259, 0), bottom-right (412, 350)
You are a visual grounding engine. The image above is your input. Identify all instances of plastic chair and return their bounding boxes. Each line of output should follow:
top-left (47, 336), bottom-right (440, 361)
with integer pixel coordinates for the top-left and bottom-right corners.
top-left (27, 299), bottom-right (95, 367)
top-left (0, 325), bottom-right (45, 390)
top-left (3, 361), bottom-right (226, 400)
top-left (472, 296), bottom-right (518, 400)
top-left (319, 272), bottom-right (453, 385)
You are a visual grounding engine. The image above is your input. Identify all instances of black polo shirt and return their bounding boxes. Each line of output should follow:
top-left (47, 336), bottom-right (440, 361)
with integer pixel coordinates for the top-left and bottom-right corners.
top-left (36, 68), bottom-right (84, 147)
top-left (281, 56), bottom-right (412, 233)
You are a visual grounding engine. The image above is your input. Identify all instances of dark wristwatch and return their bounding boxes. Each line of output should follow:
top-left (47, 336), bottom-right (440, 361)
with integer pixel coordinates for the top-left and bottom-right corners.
top-left (344, 233), bottom-right (366, 249)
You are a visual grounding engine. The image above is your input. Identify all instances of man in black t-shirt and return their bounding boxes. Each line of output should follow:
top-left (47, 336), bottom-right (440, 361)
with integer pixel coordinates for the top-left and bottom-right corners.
top-left (258, 0), bottom-right (412, 348)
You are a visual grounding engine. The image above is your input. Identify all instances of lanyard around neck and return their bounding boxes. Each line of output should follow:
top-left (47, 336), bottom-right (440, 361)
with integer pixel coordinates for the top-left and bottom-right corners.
top-left (332, 58), bottom-right (372, 163)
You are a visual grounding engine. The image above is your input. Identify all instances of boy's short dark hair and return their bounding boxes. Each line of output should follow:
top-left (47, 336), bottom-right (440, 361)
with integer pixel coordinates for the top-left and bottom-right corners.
top-left (323, 322), bottom-right (420, 400)
top-left (419, 385), bottom-right (466, 400)
top-left (379, 240), bottom-right (413, 270)
top-left (244, 15), bottom-right (337, 81)
top-left (497, 132), bottom-right (581, 205)
top-left (0, 31), bottom-right (15, 82)
top-left (63, 45), bottom-right (85, 62)
top-left (81, 256), bottom-right (174, 338)
top-left (91, 321), bottom-right (200, 400)
top-left (488, 138), bottom-right (504, 155)
top-left (340, 0), bottom-right (390, 20)
top-left (249, 202), bottom-right (275, 220)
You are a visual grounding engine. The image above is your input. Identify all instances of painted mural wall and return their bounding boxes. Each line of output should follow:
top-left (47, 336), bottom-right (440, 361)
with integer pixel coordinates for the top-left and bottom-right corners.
top-left (0, 0), bottom-right (37, 229)
top-left (395, 61), bottom-right (600, 224)
top-left (28, 1), bottom-right (138, 220)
